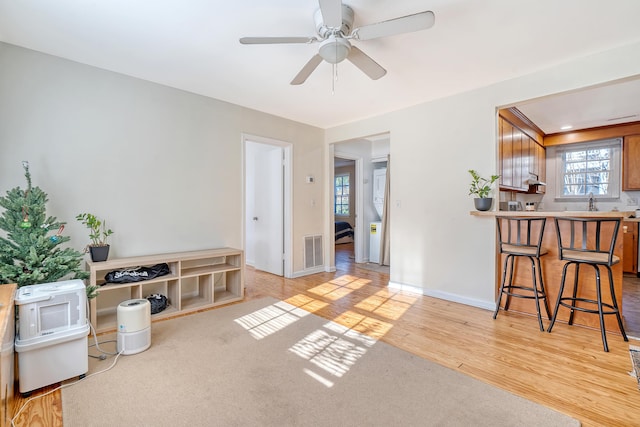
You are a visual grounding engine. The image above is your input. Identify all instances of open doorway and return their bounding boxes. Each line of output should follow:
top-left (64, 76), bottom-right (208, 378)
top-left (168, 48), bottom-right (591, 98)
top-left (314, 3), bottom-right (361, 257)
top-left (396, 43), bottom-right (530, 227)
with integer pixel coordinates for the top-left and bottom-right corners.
top-left (334, 157), bottom-right (356, 267)
top-left (332, 134), bottom-right (390, 273)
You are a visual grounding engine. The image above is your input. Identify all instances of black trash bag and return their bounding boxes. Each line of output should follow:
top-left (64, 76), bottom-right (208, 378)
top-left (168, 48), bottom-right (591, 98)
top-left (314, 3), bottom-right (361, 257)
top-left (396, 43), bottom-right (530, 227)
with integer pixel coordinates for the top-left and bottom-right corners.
top-left (147, 293), bottom-right (168, 314)
top-left (104, 263), bottom-right (171, 284)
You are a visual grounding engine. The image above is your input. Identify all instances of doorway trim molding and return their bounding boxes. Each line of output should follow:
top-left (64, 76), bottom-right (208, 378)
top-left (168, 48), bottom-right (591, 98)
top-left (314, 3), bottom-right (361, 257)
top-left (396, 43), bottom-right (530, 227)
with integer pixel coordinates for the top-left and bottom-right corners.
top-left (333, 150), bottom-right (365, 264)
top-left (242, 133), bottom-right (293, 278)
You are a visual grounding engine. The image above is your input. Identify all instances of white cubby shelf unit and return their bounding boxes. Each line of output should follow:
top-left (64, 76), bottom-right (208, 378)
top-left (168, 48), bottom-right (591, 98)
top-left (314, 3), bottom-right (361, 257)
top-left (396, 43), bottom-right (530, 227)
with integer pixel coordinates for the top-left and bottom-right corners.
top-left (87, 248), bottom-right (244, 333)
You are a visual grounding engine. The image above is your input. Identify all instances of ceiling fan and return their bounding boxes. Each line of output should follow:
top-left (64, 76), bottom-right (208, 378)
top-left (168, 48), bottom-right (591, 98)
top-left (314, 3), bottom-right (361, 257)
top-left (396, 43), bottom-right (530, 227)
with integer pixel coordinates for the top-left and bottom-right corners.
top-left (239, 0), bottom-right (435, 85)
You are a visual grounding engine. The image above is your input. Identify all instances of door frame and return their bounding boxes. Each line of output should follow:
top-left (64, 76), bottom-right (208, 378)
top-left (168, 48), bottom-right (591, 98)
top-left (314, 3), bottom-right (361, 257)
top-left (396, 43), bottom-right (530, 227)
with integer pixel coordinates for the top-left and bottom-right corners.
top-left (242, 133), bottom-right (293, 278)
top-left (332, 150), bottom-right (365, 264)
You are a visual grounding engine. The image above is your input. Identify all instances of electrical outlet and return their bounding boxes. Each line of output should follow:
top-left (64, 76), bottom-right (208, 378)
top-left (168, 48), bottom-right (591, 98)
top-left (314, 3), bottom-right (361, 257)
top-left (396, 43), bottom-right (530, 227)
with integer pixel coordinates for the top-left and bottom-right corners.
top-left (627, 197), bottom-right (638, 205)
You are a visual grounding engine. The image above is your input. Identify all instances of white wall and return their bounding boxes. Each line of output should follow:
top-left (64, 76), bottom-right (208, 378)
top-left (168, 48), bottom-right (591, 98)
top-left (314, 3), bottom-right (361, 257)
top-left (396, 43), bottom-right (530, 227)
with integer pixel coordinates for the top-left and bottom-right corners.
top-left (325, 41), bottom-right (640, 309)
top-left (4, 39), bottom-right (640, 309)
top-left (0, 42), bottom-right (324, 275)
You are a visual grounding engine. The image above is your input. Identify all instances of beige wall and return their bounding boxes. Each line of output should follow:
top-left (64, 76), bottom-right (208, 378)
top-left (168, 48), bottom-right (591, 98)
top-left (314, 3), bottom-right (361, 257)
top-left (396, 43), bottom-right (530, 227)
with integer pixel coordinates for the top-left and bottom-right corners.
top-left (0, 42), bottom-right (324, 275)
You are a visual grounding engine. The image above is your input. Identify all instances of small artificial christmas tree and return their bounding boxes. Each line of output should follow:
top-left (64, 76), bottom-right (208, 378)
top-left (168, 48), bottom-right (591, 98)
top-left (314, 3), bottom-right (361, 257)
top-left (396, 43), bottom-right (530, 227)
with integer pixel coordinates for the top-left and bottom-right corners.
top-left (0, 161), bottom-right (96, 298)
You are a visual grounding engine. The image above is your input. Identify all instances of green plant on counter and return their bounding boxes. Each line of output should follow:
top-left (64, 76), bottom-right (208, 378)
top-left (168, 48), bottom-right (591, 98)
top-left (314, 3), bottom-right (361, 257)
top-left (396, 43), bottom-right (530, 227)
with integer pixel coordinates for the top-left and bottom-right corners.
top-left (468, 169), bottom-right (500, 198)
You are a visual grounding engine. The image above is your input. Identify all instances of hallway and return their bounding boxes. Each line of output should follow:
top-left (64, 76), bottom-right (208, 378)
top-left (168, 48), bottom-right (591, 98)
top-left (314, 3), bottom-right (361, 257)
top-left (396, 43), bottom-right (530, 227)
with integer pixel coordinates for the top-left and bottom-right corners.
top-left (335, 242), bottom-right (390, 274)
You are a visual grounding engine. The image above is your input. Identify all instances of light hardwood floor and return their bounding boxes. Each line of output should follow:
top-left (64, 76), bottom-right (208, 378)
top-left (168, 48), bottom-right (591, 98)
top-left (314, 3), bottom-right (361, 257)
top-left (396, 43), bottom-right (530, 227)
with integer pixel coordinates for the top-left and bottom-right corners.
top-left (10, 243), bottom-right (640, 426)
top-left (623, 273), bottom-right (640, 338)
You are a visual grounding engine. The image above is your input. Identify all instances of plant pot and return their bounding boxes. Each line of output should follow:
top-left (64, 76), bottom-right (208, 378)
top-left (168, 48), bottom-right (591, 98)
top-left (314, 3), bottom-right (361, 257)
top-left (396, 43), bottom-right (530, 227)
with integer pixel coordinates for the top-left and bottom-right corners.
top-left (474, 198), bottom-right (493, 211)
top-left (89, 245), bottom-right (110, 262)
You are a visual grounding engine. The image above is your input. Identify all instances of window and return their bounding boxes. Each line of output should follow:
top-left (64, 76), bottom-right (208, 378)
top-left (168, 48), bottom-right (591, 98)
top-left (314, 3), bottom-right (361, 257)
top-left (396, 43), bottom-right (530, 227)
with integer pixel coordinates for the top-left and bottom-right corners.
top-left (334, 174), bottom-right (350, 215)
top-left (555, 138), bottom-right (621, 200)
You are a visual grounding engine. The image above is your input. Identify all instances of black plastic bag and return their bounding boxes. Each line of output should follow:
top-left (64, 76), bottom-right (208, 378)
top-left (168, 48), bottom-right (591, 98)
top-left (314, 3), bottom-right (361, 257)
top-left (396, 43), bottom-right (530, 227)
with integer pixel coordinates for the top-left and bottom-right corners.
top-left (104, 263), bottom-right (170, 284)
top-left (147, 293), bottom-right (168, 314)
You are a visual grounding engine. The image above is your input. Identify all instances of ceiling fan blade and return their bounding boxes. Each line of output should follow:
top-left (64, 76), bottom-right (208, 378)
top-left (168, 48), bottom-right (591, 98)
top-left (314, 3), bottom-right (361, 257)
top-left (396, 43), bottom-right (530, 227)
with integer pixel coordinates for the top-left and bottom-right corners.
top-left (319, 0), bottom-right (343, 28)
top-left (291, 54), bottom-right (324, 85)
top-left (353, 11), bottom-right (435, 41)
top-left (346, 46), bottom-right (386, 80)
top-left (240, 37), bottom-right (315, 45)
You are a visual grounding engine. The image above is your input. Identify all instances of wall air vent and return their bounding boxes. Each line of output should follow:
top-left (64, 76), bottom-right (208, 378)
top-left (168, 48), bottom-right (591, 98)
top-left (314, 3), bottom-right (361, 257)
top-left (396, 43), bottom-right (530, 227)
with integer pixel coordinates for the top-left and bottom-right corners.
top-left (304, 235), bottom-right (323, 269)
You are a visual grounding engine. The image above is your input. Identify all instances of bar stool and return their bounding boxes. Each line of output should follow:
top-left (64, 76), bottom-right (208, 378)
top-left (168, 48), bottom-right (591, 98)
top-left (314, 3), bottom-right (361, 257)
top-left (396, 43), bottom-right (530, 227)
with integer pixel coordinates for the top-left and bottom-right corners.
top-left (493, 216), bottom-right (551, 331)
top-left (547, 217), bottom-right (628, 352)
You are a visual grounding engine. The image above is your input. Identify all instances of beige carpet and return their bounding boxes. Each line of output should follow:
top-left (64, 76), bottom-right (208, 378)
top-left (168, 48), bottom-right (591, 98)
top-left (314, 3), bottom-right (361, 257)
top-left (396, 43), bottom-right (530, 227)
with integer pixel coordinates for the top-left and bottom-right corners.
top-left (62, 297), bottom-right (580, 427)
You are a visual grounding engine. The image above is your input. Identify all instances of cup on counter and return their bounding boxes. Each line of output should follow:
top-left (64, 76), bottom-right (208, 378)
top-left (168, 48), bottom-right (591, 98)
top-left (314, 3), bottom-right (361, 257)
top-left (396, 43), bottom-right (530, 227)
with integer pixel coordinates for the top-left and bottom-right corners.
top-left (507, 201), bottom-right (522, 211)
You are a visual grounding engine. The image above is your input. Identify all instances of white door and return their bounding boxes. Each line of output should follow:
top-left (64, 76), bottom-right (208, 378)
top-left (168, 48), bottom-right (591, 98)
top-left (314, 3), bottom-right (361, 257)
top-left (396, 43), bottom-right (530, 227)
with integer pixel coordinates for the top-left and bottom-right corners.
top-left (246, 141), bottom-right (284, 276)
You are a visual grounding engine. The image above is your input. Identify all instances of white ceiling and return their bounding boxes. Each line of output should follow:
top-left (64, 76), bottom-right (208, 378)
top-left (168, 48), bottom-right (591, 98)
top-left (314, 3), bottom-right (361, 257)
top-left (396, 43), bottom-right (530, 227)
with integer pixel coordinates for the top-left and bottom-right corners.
top-left (2, 0), bottom-right (640, 130)
top-left (514, 78), bottom-right (640, 134)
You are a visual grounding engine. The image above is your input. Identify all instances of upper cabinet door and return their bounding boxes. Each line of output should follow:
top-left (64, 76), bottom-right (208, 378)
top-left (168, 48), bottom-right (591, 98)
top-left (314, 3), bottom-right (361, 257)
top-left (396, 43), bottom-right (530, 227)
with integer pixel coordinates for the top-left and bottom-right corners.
top-left (623, 135), bottom-right (640, 190)
top-left (499, 117), bottom-right (514, 189)
top-left (499, 115), bottom-right (545, 192)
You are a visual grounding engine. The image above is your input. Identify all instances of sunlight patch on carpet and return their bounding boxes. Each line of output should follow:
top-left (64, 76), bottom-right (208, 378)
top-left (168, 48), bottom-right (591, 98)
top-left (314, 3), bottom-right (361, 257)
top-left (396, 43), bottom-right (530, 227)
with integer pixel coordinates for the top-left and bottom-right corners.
top-left (290, 328), bottom-right (368, 379)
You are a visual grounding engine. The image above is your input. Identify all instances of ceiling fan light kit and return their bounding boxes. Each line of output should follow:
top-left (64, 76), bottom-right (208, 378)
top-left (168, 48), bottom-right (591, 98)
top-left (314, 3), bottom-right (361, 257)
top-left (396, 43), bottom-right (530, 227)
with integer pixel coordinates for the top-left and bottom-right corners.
top-left (319, 37), bottom-right (351, 64)
top-left (239, 0), bottom-right (435, 85)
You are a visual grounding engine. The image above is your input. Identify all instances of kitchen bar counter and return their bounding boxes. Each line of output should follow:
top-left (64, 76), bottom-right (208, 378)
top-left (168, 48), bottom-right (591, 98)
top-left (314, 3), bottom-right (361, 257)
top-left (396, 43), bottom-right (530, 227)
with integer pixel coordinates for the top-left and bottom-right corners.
top-left (470, 210), bottom-right (635, 218)
top-left (471, 210), bottom-right (633, 331)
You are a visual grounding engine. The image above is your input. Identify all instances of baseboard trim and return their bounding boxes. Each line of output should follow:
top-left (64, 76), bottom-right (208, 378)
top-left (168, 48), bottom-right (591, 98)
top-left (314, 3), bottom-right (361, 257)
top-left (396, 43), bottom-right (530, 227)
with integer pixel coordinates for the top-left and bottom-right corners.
top-left (388, 281), bottom-right (493, 311)
top-left (291, 266), bottom-right (325, 278)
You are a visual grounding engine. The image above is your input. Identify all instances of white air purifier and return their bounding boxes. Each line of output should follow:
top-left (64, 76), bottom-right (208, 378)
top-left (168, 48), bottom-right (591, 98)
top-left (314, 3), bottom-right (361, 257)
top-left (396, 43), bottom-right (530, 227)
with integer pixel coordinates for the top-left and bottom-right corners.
top-left (116, 299), bottom-right (151, 355)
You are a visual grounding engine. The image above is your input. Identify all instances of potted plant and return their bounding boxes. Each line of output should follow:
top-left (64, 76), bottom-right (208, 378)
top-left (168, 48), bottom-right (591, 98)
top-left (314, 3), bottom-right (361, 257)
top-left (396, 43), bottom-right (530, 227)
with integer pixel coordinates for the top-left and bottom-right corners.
top-left (468, 169), bottom-right (500, 211)
top-left (76, 213), bottom-right (114, 262)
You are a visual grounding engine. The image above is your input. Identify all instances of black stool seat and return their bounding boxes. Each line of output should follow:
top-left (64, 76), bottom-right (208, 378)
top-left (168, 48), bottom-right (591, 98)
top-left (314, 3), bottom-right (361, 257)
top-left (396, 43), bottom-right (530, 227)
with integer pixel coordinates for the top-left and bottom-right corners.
top-left (547, 217), bottom-right (628, 352)
top-left (493, 216), bottom-right (551, 331)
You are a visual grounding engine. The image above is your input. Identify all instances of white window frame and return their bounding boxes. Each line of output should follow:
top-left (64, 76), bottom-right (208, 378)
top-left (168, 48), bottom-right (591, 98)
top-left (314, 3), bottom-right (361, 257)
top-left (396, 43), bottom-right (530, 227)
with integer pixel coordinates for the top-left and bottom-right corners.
top-left (554, 138), bottom-right (621, 201)
top-left (334, 173), bottom-right (350, 216)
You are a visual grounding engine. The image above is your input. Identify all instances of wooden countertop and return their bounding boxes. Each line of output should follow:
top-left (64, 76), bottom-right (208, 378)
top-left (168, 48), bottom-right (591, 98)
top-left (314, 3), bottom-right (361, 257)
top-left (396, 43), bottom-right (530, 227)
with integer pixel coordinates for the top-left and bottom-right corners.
top-left (470, 210), bottom-right (635, 218)
top-left (0, 284), bottom-right (16, 344)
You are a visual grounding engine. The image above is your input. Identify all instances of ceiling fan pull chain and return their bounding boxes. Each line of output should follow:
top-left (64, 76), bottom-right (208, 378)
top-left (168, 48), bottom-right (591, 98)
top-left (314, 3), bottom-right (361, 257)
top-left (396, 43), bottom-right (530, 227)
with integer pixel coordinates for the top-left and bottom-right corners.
top-left (332, 63), bottom-right (336, 94)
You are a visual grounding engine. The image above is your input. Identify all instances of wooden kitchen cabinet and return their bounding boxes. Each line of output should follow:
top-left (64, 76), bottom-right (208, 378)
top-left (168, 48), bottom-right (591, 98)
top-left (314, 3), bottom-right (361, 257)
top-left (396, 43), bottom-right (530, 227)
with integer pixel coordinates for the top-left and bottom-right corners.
top-left (500, 118), bottom-right (514, 188)
top-left (623, 221), bottom-right (638, 274)
top-left (623, 135), bottom-right (640, 190)
top-left (498, 113), bottom-right (545, 193)
top-left (534, 141), bottom-right (546, 194)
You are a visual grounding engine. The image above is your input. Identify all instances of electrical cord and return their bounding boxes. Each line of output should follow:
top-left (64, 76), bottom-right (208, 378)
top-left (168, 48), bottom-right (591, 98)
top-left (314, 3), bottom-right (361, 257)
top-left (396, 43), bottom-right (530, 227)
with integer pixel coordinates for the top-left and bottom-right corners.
top-left (86, 298), bottom-right (119, 359)
top-left (11, 346), bottom-right (124, 426)
top-left (88, 320), bottom-right (118, 359)
top-left (12, 300), bottom-right (122, 426)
